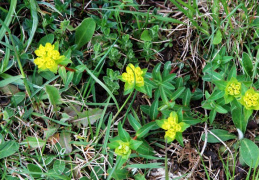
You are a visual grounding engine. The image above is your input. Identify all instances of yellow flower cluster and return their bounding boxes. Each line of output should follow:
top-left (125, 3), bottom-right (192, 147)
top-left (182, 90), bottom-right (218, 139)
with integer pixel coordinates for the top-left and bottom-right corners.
top-left (227, 82), bottom-right (241, 96)
top-left (115, 141), bottom-right (130, 156)
top-left (240, 88), bottom-right (259, 110)
top-left (34, 43), bottom-right (64, 73)
top-left (243, 90), bottom-right (259, 107)
top-left (121, 64), bottom-right (144, 87)
top-left (161, 112), bottom-right (184, 141)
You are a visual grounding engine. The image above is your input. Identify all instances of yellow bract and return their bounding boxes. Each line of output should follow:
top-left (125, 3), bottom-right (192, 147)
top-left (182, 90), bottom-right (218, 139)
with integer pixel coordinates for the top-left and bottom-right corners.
top-left (226, 82), bottom-right (241, 96)
top-left (240, 88), bottom-right (259, 110)
top-left (243, 91), bottom-right (259, 107)
top-left (34, 43), bottom-right (64, 73)
top-left (121, 64), bottom-right (144, 87)
top-left (161, 112), bottom-right (184, 141)
top-left (115, 141), bottom-right (130, 156)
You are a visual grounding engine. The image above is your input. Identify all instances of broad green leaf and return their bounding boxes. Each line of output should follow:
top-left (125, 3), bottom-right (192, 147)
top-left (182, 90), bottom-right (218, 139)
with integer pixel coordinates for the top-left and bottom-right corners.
top-left (160, 87), bottom-right (169, 104)
top-left (201, 129), bottom-right (236, 143)
top-left (209, 109), bottom-right (217, 124)
top-left (140, 29), bottom-right (152, 41)
top-left (0, 140), bottom-right (19, 159)
top-left (128, 114), bottom-right (141, 131)
top-left (209, 89), bottom-right (224, 101)
top-left (152, 63), bottom-right (162, 81)
top-left (183, 89), bottom-right (191, 106)
top-left (136, 141), bottom-right (155, 155)
top-left (75, 18), bottom-right (96, 49)
top-left (58, 66), bottom-right (67, 83)
top-left (170, 87), bottom-right (185, 101)
top-left (53, 160), bottom-right (65, 175)
top-left (27, 164), bottom-right (42, 178)
top-left (149, 99), bottom-right (158, 120)
top-left (213, 30), bottom-right (222, 45)
top-left (242, 52), bottom-right (253, 77)
top-left (231, 99), bottom-right (243, 131)
top-left (118, 122), bottom-right (131, 142)
top-left (129, 139), bottom-right (143, 150)
top-left (26, 137), bottom-right (45, 148)
top-left (136, 122), bottom-right (156, 138)
top-left (140, 105), bottom-right (150, 116)
top-left (240, 138), bottom-right (259, 168)
top-left (182, 116), bottom-right (201, 125)
top-left (45, 85), bottom-right (62, 106)
top-left (38, 34), bottom-right (54, 46)
top-left (0, 75), bottom-right (23, 88)
top-left (214, 103), bottom-right (228, 114)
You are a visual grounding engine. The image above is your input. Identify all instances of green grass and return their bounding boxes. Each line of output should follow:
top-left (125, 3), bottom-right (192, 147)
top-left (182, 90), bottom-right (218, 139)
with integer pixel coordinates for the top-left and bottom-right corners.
top-left (1, 0), bottom-right (259, 179)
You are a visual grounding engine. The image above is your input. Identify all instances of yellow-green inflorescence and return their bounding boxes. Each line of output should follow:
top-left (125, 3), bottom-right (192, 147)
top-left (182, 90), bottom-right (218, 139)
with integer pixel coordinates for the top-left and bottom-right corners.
top-left (121, 63), bottom-right (144, 88)
top-left (226, 78), bottom-right (241, 97)
top-left (240, 88), bottom-right (259, 110)
top-left (114, 141), bottom-right (131, 157)
top-left (34, 43), bottom-right (65, 73)
top-left (157, 111), bottom-right (189, 143)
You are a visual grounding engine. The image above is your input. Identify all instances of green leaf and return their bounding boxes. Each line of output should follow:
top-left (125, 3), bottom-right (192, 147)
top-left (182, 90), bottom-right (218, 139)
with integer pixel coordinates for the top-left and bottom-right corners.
top-left (152, 63), bottom-right (162, 82)
top-left (170, 87), bottom-right (185, 101)
top-left (201, 129), bottom-right (236, 143)
top-left (214, 103), bottom-right (228, 114)
top-left (240, 138), bottom-right (259, 168)
top-left (175, 132), bottom-right (183, 146)
top-left (209, 109), bottom-right (217, 124)
top-left (129, 139), bottom-right (143, 150)
top-left (53, 160), bottom-right (65, 175)
top-left (209, 89), bottom-right (224, 101)
top-left (27, 164), bottom-right (42, 178)
top-left (213, 30), bottom-right (222, 45)
top-left (26, 137), bottom-right (45, 148)
top-left (140, 105), bottom-right (150, 116)
top-left (140, 29), bottom-right (152, 41)
top-left (183, 89), bottom-right (191, 106)
top-left (45, 85), bottom-right (62, 106)
top-left (134, 173), bottom-right (146, 180)
top-left (38, 34), bottom-right (54, 46)
top-left (118, 122), bottom-right (131, 142)
top-left (231, 99), bottom-right (243, 131)
top-left (58, 66), bottom-right (67, 84)
top-left (182, 116), bottom-right (200, 125)
top-left (25, 0), bottom-right (38, 51)
top-left (0, 75), bottom-right (23, 88)
top-left (149, 99), bottom-right (158, 120)
top-left (136, 122), bottom-right (156, 138)
top-left (0, 140), bottom-right (19, 159)
top-left (136, 140), bottom-right (155, 155)
top-left (107, 168), bottom-right (129, 180)
top-left (75, 18), bottom-right (96, 49)
top-left (242, 52), bottom-right (253, 77)
top-left (128, 114), bottom-right (141, 131)
top-left (125, 163), bottom-right (163, 169)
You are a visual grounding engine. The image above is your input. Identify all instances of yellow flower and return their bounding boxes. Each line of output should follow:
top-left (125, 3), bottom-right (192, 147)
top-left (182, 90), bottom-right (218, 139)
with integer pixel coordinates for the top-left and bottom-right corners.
top-left (121, 64), bottom-right (144, 88)
top-left (226, 82), bottom-right (241, 96)
top-left (34, 43), bottom-right (64, 73)
top-left (240, 88), bottom-right (259, 110)
top-left (157, 111), bottom-right (189, 143)
top-left (165, 129), bottom-right (176, 140)
top-left (115, 141), bottom-right (131, 157)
